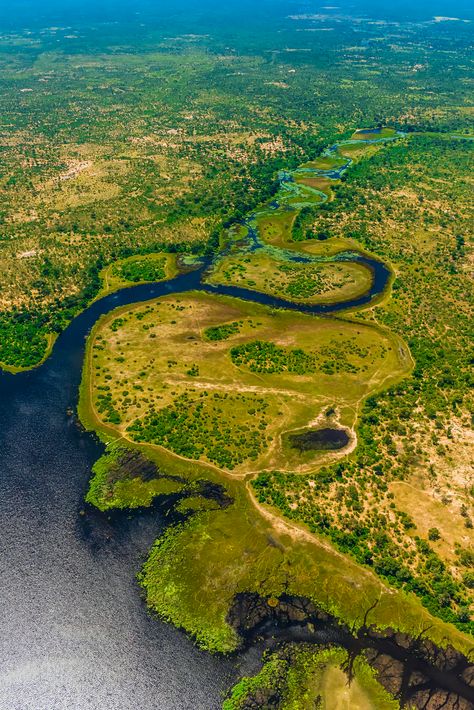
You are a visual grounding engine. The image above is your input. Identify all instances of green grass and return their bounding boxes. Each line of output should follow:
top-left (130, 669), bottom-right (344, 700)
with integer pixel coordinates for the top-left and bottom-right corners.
top-left (207, 250), bottom-right (374, 305)
top-left (137, 481), bottom-right (474, 657)
top-left (351, 128), bottom-right (398, 140)
top-left (78, 292), bottom-right (473, 658)
top-left (224, 645), bottom-right (400, 710)
top-left (80, 290), bottom-right (409, 475)
top-left (96, 252), bottom-right (179, 299)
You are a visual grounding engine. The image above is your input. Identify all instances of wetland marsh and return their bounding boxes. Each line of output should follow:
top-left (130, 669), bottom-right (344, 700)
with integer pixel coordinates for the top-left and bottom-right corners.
top-left (1, 1), bottom-right (474, 707)
top-left (73, 128), bottom-right (472, 707)
top-left (2, 121), bottom-right (472, 709)
top-left (1, 131), bottom-right (473, 709)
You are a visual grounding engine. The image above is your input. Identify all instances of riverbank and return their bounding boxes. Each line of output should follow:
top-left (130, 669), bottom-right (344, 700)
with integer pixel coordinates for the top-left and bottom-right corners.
top-left (0, 127), bottom-right (401, 375)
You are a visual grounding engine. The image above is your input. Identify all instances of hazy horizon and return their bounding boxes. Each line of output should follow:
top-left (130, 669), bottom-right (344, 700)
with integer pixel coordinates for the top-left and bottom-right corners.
top-left (2, 0), bottom-right (474, 30)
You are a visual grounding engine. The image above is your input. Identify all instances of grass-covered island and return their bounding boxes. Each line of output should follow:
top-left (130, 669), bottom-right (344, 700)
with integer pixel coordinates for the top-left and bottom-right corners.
top-left (96, 252), bottom-right (179, 299)
top-left (206, 250), bottom-right (375, 306)
top-left (80, 292), bottom-right (409, 473)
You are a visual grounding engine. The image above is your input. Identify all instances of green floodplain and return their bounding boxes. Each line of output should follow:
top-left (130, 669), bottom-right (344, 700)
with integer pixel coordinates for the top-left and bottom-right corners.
top-left (204, 128), bottom-right (397, 307)
top-left (76, 126), bottom-right (474, 707)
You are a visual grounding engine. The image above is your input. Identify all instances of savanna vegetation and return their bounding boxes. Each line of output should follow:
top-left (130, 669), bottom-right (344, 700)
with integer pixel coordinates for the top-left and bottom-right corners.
top-left (3, 2), bottom-right (474, 705)
top-left (1, 5), bottom-right (473, 369)
top-left (81, 291), bottom-right (408, 474)
top-left (252, 134), bottom-right (474, 633)
top-left (207, 251), bottom-right (374, 305)
top-left (96, 252), bottom-right (178, 298)
top-left (76, 131), bottom-right (473, 705)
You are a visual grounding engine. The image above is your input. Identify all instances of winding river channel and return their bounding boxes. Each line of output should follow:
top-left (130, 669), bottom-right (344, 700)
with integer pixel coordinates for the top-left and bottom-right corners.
top-left (1, 130), bottom-right (472, 708)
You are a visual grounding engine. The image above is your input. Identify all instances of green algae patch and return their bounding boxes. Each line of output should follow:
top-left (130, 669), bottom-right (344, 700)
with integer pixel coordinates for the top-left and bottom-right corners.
top-left (223, 655), bottom-right (288, 709)
top-left (349, 654), bottom-right (401, 710)
top-left (86, 444), bottom-right (186, 511)
top-left (90, 473), bottom-right (183, 510)
top-left (174, 496), bottom-right (220, 514)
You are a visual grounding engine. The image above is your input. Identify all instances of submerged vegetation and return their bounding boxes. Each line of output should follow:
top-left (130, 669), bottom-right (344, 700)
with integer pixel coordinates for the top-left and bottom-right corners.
top-left (85, 445), bottom-right (185, 511)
